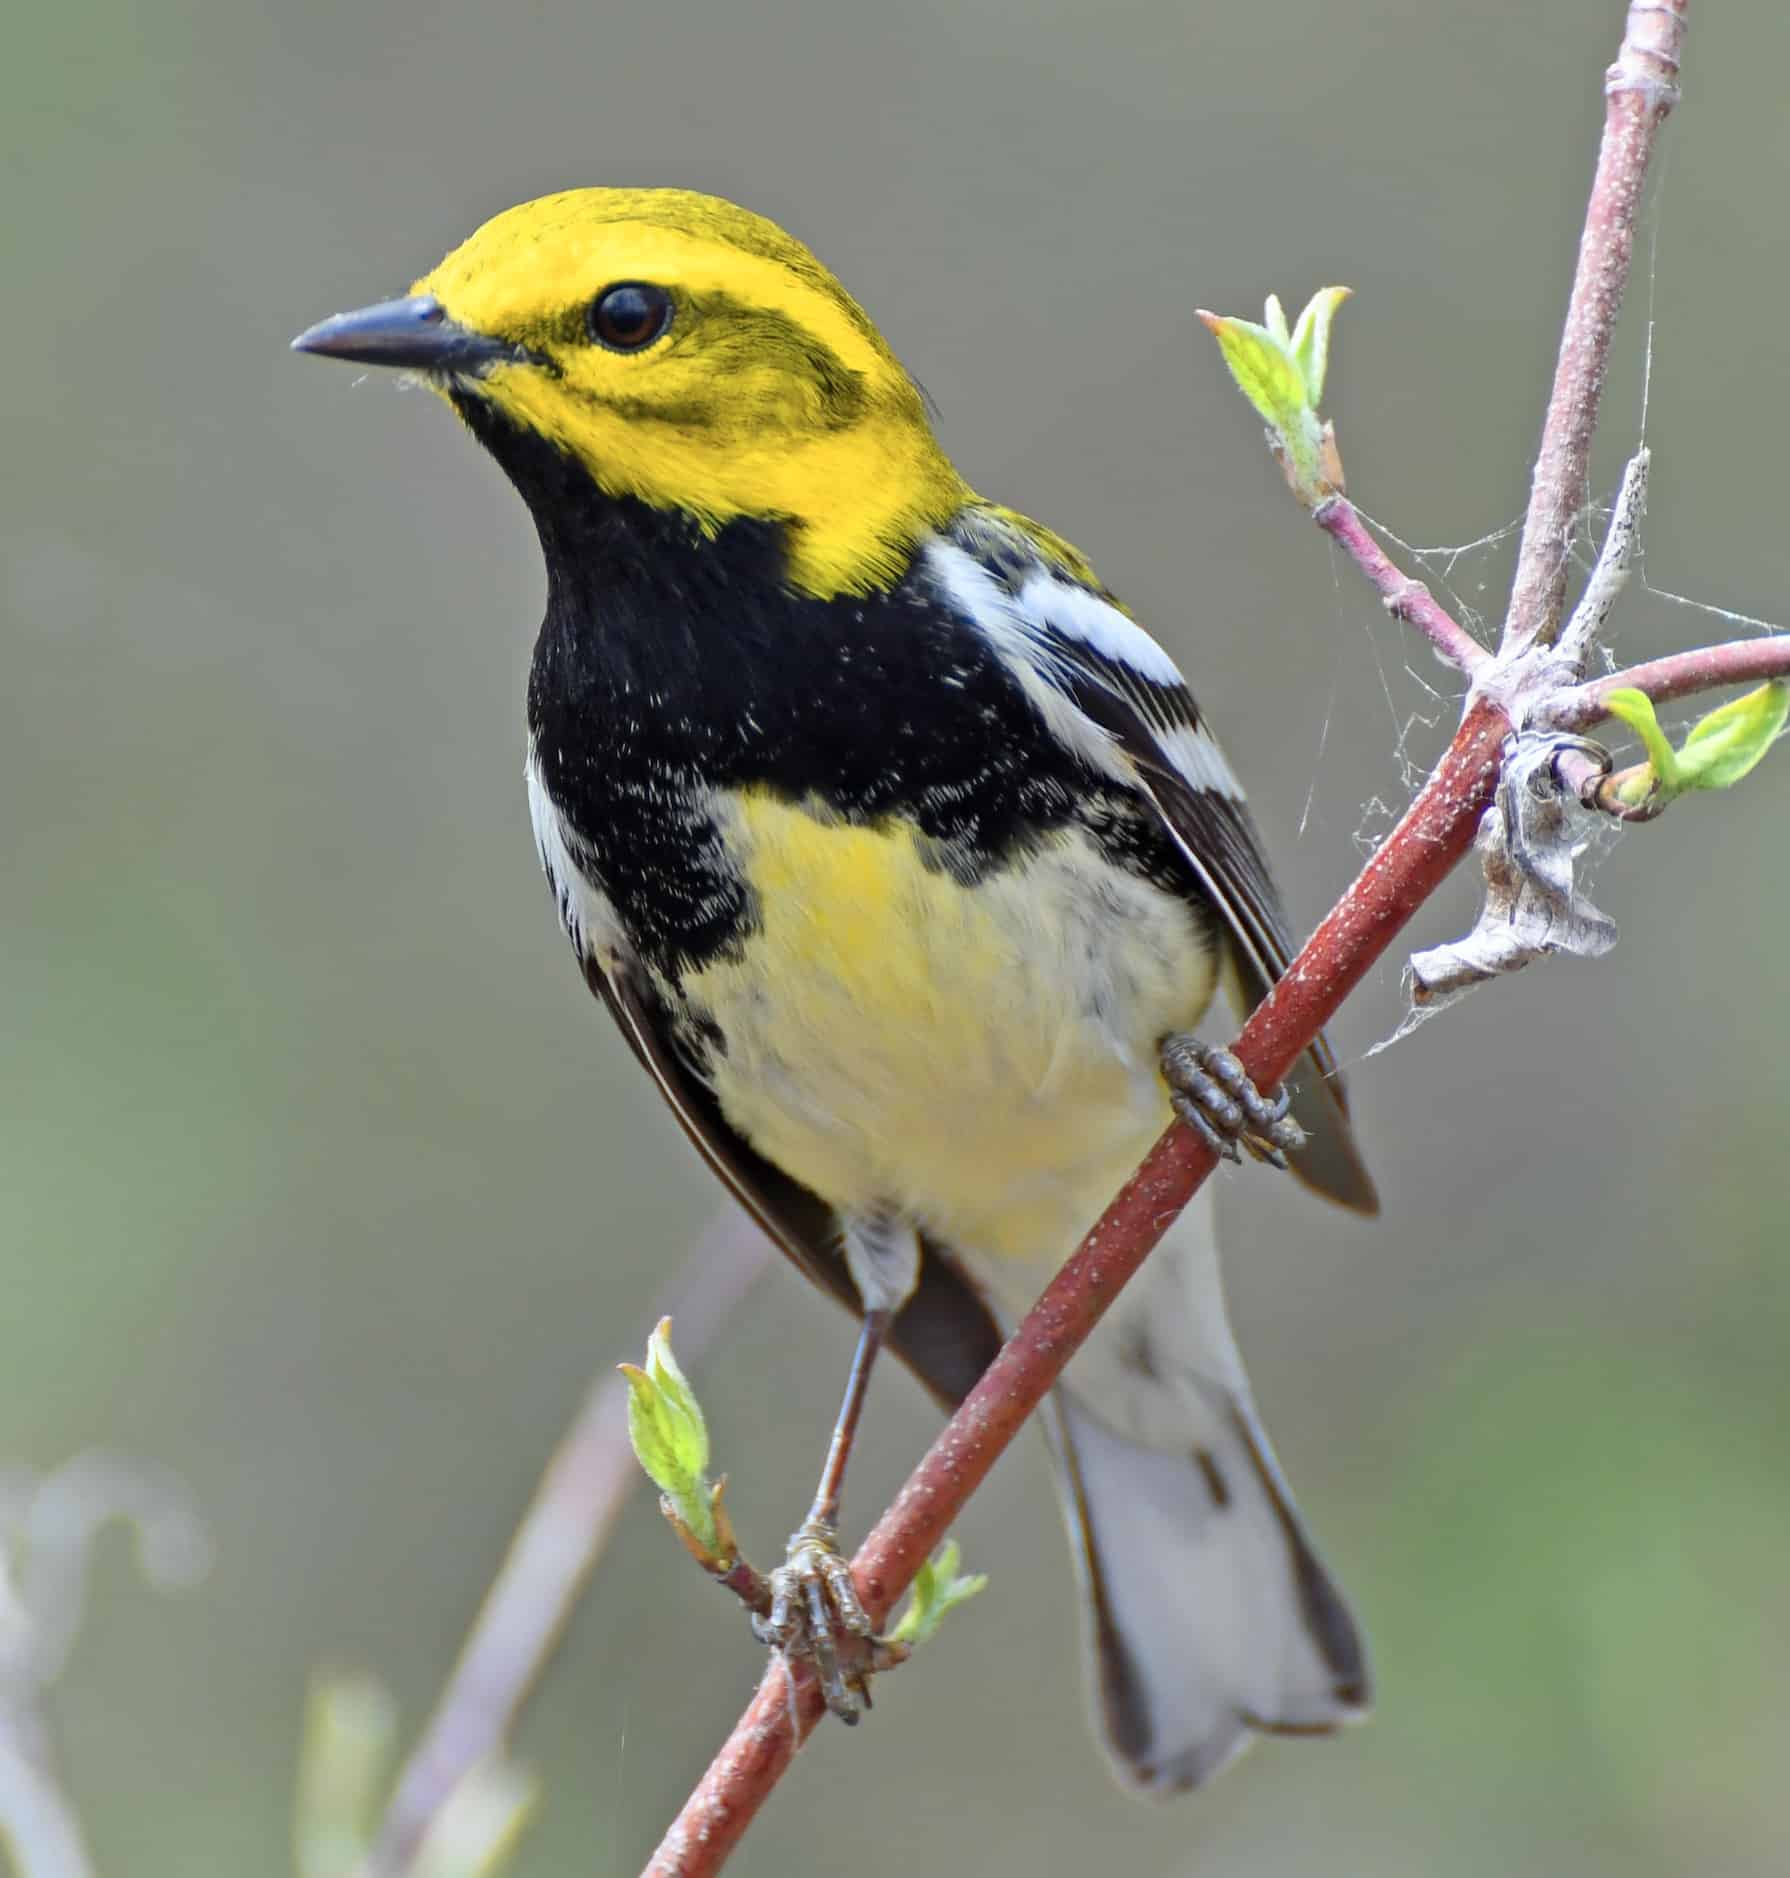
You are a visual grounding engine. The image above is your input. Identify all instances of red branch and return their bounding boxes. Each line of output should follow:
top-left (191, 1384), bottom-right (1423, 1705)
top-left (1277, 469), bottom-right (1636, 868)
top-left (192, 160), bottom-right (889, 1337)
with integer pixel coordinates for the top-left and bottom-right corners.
top-left (1542, 633), bottom-right (1790, 730)
top-left (643, 702), bottom-right (1509, 1878)
top-left (1502, 0), bottom-right (1687, 656)
top-left (641, 6), bottom-right (1697, 1874)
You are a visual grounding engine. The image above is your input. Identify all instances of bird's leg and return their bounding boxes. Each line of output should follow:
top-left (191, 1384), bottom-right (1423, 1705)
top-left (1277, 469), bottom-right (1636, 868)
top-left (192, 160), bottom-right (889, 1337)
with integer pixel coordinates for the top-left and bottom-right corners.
top-left (1160, 1036), bottom-right (1304, 1170)
top-left (805, 1302), bottom-right (889, 1534)
top-left (753, 1218), bottom-right (916, 1721)
top-left (754, 1308), bottom-right (886, 1716)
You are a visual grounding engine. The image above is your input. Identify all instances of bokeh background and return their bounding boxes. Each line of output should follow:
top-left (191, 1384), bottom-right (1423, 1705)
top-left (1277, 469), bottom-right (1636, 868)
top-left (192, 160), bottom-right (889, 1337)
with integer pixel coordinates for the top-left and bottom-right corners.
top-left (6, 1), bottom-right (1788, 1872)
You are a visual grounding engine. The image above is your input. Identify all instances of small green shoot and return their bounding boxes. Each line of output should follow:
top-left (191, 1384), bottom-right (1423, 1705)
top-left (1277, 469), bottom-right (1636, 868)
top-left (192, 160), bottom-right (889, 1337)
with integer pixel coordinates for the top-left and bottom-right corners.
top-left (1602, 681), bottom-right (1788, 810)
top-left (294, 1672), bottom-right (537, 1878)
top-left (412, 1761), bottom-right (540, 1878)
top-left (620, 1317), bottom-right (718, 1554)
top-left (1199, 287), bottom-right (1351, 506)
top-left (889, 1539), bottom-right (988, 1649)
top-left (295, 1673), bottom-right (397, 1878)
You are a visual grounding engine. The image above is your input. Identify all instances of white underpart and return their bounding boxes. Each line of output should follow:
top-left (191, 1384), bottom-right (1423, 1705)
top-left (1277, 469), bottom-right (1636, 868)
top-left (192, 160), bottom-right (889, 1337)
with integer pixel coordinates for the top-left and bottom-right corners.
top-left (526, 738), bottom-right (624, 963)
top-left (841, 1215), bottom-right (922, 1315)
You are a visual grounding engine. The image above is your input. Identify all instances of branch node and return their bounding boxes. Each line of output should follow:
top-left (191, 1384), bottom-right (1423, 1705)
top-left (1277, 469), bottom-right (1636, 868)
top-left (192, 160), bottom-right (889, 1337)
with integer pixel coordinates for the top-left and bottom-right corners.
top-left (1606, 1), bottom-right (1687, 107)
top-left (1603, 68), bottom-right (1680, 111)
top-left (1384, 575), bottom-right (1437, 627)
top-left (1478, 451), bottom-right (1653, 733)
top-left (1588, 761), bottom-right (1669, 822)
top-left (1407, 730), bottom-right (1618, 1010)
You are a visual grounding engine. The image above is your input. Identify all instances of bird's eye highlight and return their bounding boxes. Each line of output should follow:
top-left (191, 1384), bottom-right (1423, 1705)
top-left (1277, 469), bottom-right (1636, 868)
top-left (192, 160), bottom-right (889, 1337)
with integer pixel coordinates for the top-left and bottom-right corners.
top-left (586, 283), bottom-right (674, 352)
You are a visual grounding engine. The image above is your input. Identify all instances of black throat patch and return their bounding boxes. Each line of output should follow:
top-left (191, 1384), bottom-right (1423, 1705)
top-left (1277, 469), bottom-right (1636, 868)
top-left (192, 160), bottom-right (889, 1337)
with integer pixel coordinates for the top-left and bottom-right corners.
top-left (455, 394), bottom-right (1189, 980)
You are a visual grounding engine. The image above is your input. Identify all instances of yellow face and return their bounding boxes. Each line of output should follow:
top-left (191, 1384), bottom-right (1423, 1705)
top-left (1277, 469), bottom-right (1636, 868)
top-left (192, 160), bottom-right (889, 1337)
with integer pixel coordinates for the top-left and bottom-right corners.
top-left (408, 188), bottom-right (969, 595)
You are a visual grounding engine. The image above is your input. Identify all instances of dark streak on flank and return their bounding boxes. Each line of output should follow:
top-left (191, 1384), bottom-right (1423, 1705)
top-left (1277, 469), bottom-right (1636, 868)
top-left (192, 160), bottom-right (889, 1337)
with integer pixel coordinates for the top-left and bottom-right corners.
top-left (1118, 1322), bottom-right (1161, 1383)
top-left (1193, 1447), bottom-right (1231, 1509)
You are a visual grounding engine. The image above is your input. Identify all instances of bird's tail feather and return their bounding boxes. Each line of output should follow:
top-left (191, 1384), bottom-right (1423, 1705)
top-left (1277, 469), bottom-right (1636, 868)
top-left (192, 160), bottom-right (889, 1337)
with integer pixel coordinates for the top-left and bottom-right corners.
top-left (1043, 1374), bottom-right (1369, 1793)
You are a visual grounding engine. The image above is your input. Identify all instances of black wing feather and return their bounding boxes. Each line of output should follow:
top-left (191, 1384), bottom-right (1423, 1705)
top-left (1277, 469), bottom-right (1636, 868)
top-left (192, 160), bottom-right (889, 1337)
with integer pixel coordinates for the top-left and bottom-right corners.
top-left (1044, 627), bottom-right (1379, 1215)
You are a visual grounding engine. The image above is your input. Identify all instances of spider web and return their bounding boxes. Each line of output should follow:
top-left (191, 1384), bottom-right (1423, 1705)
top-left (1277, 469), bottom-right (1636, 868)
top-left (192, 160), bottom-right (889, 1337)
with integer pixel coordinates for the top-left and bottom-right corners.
top-left (1315, 507), bottom-right (1520, 862)
top-left (1302, 135), bottom-right (1787, 1067)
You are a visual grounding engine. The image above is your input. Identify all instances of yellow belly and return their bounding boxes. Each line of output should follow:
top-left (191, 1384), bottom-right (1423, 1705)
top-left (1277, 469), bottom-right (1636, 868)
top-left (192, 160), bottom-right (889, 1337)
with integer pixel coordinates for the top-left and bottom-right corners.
top-left (682, 789), bottom-right (1216, 1263)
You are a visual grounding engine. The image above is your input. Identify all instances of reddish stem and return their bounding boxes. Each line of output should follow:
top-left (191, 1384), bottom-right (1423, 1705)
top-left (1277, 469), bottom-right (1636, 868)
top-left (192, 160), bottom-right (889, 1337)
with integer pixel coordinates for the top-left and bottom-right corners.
top-left (1501, 0), bottom-right (1687, 656)
top-left (1542, 634), bottom-right (1790, 731)
top-left (1314, 496), bottom-right (1487, 674)
top-left (643, 700), bottom-right (1510, 1878)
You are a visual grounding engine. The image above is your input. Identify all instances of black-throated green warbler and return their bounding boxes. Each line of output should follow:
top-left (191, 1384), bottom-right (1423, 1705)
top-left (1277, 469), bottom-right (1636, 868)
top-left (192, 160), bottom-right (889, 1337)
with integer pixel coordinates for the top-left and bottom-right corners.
top-left (294, 187), bottom-right (1377, 1793)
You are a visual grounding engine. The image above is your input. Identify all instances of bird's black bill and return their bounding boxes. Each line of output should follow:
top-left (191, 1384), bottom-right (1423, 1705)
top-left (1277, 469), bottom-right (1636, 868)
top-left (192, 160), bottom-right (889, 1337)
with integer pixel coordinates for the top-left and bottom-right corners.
top-left (290, 294), bottom-right (509, 373)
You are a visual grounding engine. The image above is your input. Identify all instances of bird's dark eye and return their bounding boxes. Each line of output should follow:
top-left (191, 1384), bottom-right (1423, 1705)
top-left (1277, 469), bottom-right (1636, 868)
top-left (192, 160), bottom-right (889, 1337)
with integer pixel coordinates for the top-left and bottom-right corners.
top-left (586, 282), bottom-right (674, 352)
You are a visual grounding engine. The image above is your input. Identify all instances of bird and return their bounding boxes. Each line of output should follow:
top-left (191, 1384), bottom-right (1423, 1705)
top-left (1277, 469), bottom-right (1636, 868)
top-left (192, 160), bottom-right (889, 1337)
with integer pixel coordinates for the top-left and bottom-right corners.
top-left (293, 186), bottom-right (1378, 1794)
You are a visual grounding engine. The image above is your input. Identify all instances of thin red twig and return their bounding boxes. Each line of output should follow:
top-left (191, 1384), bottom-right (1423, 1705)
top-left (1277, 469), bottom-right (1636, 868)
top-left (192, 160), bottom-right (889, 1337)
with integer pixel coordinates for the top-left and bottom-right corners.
top-left (1501, 0), bottom-right (1687, 657)
top-left (1541, 633), bottom-right (1790, 730)
top-left (1314, 496), bottom-right (1488, 674)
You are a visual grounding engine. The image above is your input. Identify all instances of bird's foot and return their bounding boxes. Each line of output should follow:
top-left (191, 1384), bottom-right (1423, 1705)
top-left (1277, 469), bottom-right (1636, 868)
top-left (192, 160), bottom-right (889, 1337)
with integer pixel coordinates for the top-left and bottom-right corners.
top-left (752, 1517), bottom-right (891, 1722)
top-left (1161, 1037), bottom-right (1304, 1170)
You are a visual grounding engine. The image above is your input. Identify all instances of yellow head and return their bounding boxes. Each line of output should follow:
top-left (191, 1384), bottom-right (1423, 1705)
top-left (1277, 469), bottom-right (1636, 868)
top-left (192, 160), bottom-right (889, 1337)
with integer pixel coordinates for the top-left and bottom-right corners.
top-left (294, 188), bottom-right (969, 596)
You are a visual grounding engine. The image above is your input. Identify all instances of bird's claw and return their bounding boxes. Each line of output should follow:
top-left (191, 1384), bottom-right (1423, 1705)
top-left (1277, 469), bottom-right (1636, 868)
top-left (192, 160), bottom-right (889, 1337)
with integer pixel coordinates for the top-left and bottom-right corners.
top-left (1161, 1038), bottom-right (1304, 1170)
top-left (752, 1517), bottom-right (880, 1722)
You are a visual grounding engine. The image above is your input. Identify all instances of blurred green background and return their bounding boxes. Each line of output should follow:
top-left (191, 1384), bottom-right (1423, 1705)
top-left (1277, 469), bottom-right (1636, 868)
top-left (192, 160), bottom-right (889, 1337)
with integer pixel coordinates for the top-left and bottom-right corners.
top-left (5, 0), bottom-right (1788, 1872)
